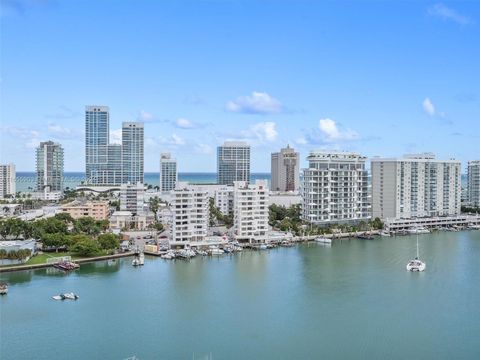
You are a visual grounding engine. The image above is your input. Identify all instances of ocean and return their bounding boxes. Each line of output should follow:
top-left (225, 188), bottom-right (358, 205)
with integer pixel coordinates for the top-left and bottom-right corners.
top-left (15, 172), bottom-right (271, 192)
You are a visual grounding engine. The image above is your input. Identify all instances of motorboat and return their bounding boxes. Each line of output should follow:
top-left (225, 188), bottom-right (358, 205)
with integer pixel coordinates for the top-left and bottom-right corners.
top-left (468, 224), bottom-right (480, 230)
top-left (407, 226), bottom-right (430, 234)
top-left (132, 257), bottom-right (140, 266)
top-left (161, 251), bottom-right (176, 260)
top-left (356, 233), bottom-right (374, 240)
top-left (258, 244), bottom-right (268, 250)
top-left (52, 292), bottom-right (79, 300)
top-left (406, 235), bottom-right (426, 272)
top-left (315, 237), bottom-right (332, 244)
top-left (0, 282), bottom-right (8, 295)
top-left (209, 246), bottom-right (224, 255)
top-left (280, 240), bottom-right (294, 247)
top-left (380, 231), bottom-right (391, 237)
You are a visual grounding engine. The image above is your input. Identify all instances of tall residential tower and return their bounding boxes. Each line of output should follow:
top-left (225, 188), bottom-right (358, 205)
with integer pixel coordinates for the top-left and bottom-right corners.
top-left (371, 153), bottom-right (461, 219)
top-left (122, 122), bottom-right (144, 184)
top-left (0, 164), bottom-right (16, 199)
top-left (271, 145), bottom-right (300, 192)
top-left (301, 151), bottom-right (370, 225)
top-left (36, 141), bottom-right (64, 193)
top-left (217, 141), bottom-right (250, 185)
top-left (160, 153), bottom-right (177, 192)
top-left (468, 161), bottom-right (480, 208)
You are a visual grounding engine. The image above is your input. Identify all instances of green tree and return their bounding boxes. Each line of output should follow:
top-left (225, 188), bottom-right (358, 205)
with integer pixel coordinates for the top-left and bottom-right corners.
top-left (55, 212), bottom-right (74, 224)
top-left (73, 217), bottom-right (101, 236)
top-left (42, 233), bottom-right (69, 251)
top-left (148, 197), bottom-right (161, 223)
top-left (69, 236), bottom-right (101, 256)
top-left (97, 233), bottom-right (120, 250)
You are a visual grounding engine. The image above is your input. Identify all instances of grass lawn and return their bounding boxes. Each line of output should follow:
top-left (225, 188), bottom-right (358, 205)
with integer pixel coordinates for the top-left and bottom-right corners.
top-left (25, 252), bottom-right (78, 265)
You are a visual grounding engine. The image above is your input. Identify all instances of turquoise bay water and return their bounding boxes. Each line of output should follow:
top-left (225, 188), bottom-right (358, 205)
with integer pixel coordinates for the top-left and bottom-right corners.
top-left (2, 231), bottom-right (480, 360)
top-left (15, 172), bottom-right (271, 192)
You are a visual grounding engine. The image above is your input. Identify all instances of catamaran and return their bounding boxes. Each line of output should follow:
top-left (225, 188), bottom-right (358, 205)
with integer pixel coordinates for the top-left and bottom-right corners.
top-left (406, 235), bottom-right (426, 272)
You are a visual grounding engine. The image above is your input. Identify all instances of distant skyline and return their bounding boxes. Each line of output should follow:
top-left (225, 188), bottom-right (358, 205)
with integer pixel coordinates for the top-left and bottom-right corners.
top-left (1, 0), bottom-right (479, 172)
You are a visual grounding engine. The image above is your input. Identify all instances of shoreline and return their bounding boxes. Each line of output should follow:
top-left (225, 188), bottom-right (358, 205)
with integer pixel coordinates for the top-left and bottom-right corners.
top-left (0, 252), bottom-right (134, 273)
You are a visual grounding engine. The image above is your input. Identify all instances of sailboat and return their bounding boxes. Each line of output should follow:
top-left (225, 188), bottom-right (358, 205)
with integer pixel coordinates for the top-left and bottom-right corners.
top-left (406, 234), bottom-right (426, 272)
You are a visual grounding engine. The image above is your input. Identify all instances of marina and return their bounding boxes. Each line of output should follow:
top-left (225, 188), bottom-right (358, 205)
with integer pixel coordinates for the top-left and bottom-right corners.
top-left (1, 230), bottom-right (480, 360)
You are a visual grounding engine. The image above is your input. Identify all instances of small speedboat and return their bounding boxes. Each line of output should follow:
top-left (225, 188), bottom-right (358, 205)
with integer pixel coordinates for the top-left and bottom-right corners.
top-left (132, 258), bottom-right (141, 266)
top-left (52, 292), bottom-right (79, 300)
top-left (380, 231), bottom-right (391, 237)
top-left (0, 282), bottom-right (8, 295)
top-left (209, 246), bottom-right (224, 255)
top-left (315, 237), bottom-right (332, 244)
top-left (258, 244), bottom-right (268, 250)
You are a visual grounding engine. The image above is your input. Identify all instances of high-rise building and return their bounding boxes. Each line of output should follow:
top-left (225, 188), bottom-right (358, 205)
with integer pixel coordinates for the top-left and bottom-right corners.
top-left (122, 122), bottom-right (144, 184)
top-left (271, 145), bottom-right (300, 192)
top-left (0, 164), bottom-right (16, 199)
top-left (217, 141), bottom-right (250, 185)
top-left (170, 182), bottom-right (209, 243)
top-left (120, 182), bottom-right (145, 215)
top-left (233, 180), bottom-right (269, 243)
top-left (301, 151), bottom-right (370, 225)
top-left (467, 161), bottom-right (480, 208)
top-left (160, 153), bottom-right (177, 192)
top-left (36, 141), bottom-right (64, 193)
top-left (371, 153), bottom-right (461, 219)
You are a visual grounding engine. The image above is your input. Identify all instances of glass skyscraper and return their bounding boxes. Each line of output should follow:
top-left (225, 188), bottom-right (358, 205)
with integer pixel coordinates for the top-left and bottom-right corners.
top-left (122, 122), bottom-right (144, 184)
top-left (160, 153), bottom-right (177, 192)
top-left (36, 141), bottom-right (64, 192)
top-left (217, 141), bottom-right (250, 185)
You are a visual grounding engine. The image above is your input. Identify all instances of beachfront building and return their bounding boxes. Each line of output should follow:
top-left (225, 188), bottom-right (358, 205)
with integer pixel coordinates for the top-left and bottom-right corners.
top-left (160, 153), bottom-right (177, 192)
top-left (36, 141), bottom-right (64, 195)
top-left (120, 182), bottom-right (145, 215)
top-left (85, 106), bottom-right (122, 186)
top-left (122, 122), bottom-right (144, 184)
top-left (170, 182), bottom-right (209, 243)
top-left (468, 161), bottom-right (480, 207)
top-left (233, 180), bottom-right (269, 243)
top-left (301, 151), bottom-right (370, 225)
top-left (217, 141), bottom-right (250, 185)
top-left (214, 186), bottom-right (234, 216)
top-left (271, 145), bottom-right (300, 192)
top-left (0, 164), bottom-right (16, 199)
top-left (60, 200), bottom-right (109, 220)
top-left (371, 153), bottom-right (461, 220)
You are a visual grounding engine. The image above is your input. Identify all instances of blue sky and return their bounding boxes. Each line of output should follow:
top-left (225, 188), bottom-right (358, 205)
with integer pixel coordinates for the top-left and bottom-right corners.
top-left (1, 0), bottom-right (479, 172)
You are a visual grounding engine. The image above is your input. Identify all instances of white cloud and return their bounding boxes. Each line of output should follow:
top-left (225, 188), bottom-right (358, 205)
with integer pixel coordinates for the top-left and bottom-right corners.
top-left (318, 118), bottom-right (359, 142)
top-left (138, 110), bottom-right (154, 122)
top-left (295, 137), bottom-right (307, 145)
top-left (250, 121), bottom-right (278, 142)
top-left (428, 3), bottom-right (473, 25)
top-left (195, 143), bottom-right (213, 155)
top-left (226, 92), bottom-right (283, 114)
top-left (110, 129), bottom-right (122, 144)
top-left (171, 134), bottom-right (185, 145)
top-left (175, 118), bottom-right (195, 129)
top-left (25, 138), bottom-right (41, 149)
top-left (47, 123), bottom-right (82, 139)
top-left (422, 98), bottom-right (436, 116)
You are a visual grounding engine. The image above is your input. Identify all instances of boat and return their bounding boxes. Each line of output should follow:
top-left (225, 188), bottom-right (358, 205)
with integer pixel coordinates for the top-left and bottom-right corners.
top-left (406, 235), bottom-right (426, 272)
top-left (356, 233), bottom-right (374, 240)
top-left (138, 252), bottom-right (145, 265)
top-left (280, 240), bottom-right (294, 247)
top-left (161, 251), bottom-right (176, 260)
top-left (468, 224), bottom-right (480, 230)
top-left (132, 257), bottom-right (140, 266)
top-left (258, 244), bottom-right (268, 250)
top-left (53, 261), bottom-right (80, 271)
top-left (380, 231), bottom-right (391, 237)
top-left (0, 282), bottom-right (8, 295)
top-left (407, 226), bottom-right (430, 234)
top-left (52, 292), bottom-right (79, 300)
top-left (209, 246), bottom-right (224, 255)
top-left (314, 237), bottom-right (332, 244)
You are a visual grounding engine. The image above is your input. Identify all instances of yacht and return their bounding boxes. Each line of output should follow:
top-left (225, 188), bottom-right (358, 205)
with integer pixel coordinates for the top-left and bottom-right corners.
top-left (209, 246), bottom-right (224, 255)
top-left (380, 231), bottom-right (391, 237)
top-left (314, 237), bottom-right (332, 244)
top-left (0, 282), bottom-right (8, 295)
top-left (407, 226), bottom-right (430, 234)
top-left (258, 244), bottom-right (268, 250)
top-left (406, 235), bottom-right (426, 272)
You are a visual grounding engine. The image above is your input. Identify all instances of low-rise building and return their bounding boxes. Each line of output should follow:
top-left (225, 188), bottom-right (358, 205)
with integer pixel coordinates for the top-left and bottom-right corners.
top-left (60, 200), bottom-right (109, 220)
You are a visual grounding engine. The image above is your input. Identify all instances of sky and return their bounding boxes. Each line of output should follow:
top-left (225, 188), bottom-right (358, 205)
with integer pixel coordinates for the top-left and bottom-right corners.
top-left (1, 0), bottom-right (479, 172)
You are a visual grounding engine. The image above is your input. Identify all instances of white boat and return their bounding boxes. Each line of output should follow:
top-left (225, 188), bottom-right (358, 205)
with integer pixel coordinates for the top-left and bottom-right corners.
top-left (258, 244), bottom-right (268, 250)
top-left (138, 253), bottom-right (145, 265)
top-left (132, 258), bottom-right (140, 266)
top-left (209, 246), bottom-right (224, 255)
top-left (406, 235), bottom-right (426, 272)
top-left (315, 237), bottom-right (332, 244)
top-left (407, 226), bottom-right (430, 234)
top-left (63, 292), bottom-right (79, 300)
top-left (468, 224), bottom-right (480, 230)
top-left (0, 282), bottom-right (7, 295)
top-left (380, 231), bottom-right (391, 237)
